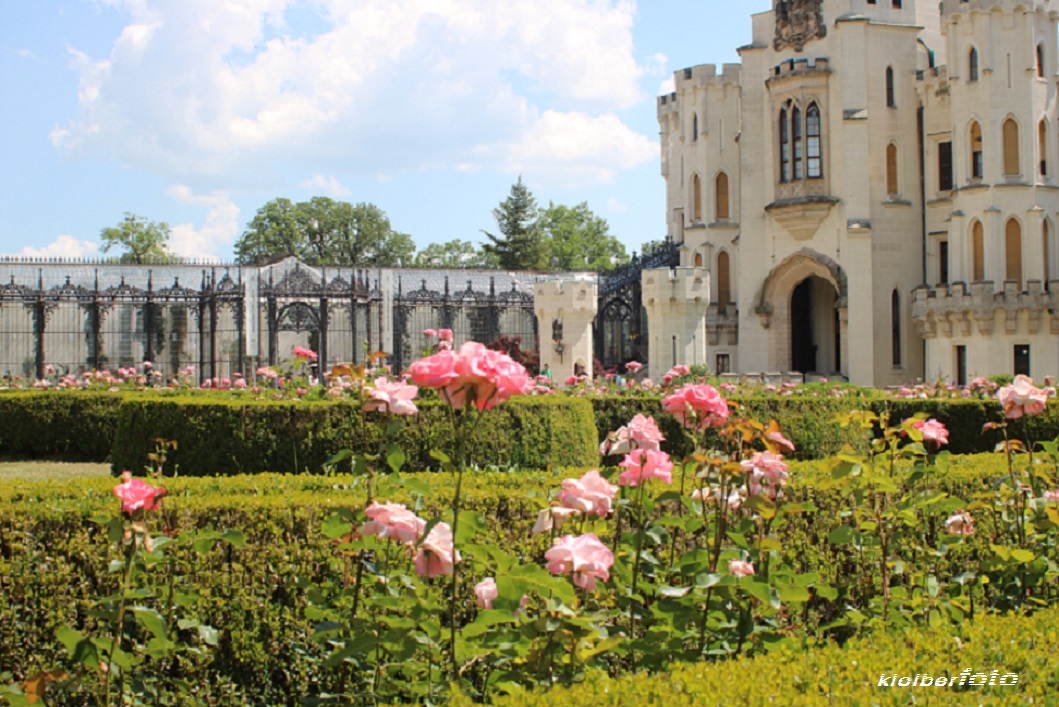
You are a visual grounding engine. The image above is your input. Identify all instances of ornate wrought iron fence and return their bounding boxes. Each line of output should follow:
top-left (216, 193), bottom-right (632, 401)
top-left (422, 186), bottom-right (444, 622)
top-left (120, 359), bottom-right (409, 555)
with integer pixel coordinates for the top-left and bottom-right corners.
top-left (0, 258), bottom-right (544, 382)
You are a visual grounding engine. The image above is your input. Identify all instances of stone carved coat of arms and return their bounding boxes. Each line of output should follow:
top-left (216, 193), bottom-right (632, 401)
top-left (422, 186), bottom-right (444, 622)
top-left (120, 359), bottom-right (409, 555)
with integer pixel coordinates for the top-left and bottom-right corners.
top-left (774, 0), bottom-right (826, 52)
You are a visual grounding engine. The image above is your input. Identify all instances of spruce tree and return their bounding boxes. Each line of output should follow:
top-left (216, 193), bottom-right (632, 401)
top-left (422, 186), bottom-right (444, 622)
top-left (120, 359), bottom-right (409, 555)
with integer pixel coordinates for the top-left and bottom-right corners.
top-left (482, 177), bottom-right (545, 270)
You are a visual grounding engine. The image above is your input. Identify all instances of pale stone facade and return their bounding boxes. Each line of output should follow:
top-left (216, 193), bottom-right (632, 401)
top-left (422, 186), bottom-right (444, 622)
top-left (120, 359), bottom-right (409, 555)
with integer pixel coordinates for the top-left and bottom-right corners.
top-left (656, 0), bottom-right (1059, 386)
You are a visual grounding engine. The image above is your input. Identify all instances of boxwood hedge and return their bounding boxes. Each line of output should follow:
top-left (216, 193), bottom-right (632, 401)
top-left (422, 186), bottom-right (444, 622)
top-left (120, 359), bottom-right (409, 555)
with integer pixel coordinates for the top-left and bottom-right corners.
top-left (109, 394), bottom-right (598, 476)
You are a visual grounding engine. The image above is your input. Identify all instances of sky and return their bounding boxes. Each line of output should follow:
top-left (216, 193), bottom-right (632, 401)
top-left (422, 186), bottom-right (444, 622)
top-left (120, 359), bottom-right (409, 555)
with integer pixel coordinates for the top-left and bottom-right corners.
top-left (0, 0), bottom-right (773, 262)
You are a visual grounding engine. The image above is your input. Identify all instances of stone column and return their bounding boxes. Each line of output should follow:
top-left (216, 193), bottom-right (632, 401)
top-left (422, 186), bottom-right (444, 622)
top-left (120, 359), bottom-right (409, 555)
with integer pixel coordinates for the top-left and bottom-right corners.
top-left (641, 266), bottom-right (711, 380)
top-left (534, 279), bottom-right (599, 382)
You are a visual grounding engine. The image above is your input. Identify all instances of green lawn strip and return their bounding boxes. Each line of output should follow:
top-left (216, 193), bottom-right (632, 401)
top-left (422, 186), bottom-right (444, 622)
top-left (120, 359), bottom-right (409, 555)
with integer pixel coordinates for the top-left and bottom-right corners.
top-left (0, 461), bottom-right (110, 483)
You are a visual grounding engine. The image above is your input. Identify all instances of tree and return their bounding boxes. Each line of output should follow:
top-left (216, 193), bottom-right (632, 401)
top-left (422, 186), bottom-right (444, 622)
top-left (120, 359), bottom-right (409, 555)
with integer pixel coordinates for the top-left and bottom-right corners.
top-left (538, 202), bottom-right (628, 271)
top-left (100, 213), bottom-right (174, 264)
top-left (234, 198), bottom-right (301, 264)
top-left (413, 239), bottom-right (500, 269)
top-left (482, 178), bottom-right (547, 270)
top-left (234, 198), bottom-right (416, 266)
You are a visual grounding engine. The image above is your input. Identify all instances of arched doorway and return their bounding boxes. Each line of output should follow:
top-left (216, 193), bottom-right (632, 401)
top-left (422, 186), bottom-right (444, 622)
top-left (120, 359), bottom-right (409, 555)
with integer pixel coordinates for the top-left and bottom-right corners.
top-left (790, 276), bottom-right (840, 375)
top-left (755, 249), bottom-right (848, 378)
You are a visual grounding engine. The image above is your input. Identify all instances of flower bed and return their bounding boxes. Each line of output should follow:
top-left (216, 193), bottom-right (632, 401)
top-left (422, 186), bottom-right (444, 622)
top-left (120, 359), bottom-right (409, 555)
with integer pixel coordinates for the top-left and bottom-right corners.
top-left (2, 347), bottom-right (1058, 705)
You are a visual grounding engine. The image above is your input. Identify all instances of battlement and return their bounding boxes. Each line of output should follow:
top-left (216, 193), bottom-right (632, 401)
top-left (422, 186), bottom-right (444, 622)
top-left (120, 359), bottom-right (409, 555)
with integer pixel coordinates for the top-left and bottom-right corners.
top-left (765, 57), bottom-right (831, 88)
top-left (642, 266), bottom-right (710, 303)
top-left (659, 63), bottom-right (742, 109)
top-left (533, 280), bottom-right (597, 311)
top-left (940, 0), bottom-right (1055, 17)
top-left (912, 280), bottom-right (1059, 337)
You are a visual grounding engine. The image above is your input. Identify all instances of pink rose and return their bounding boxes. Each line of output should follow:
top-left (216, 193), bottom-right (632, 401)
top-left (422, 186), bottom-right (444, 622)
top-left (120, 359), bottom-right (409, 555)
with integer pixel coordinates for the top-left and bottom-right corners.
top-left (662, 383), bottom-right (730, 430)
top-left (414, 522), bottom-right (460, 578)
top-left (617, 449), bottom-right (674, 487)
top-left (742, 451), bottom-right (789, 499)
top-left (912, 418), bottom-right (949, 447)
top-left (113, 473), bottom-right (166, 514)
top-left (408, 349), bottom-right (461, 389)
top-left (474, 577), bottom-right (498, 609)
top-left (544, 533), bottom-right (614, 591)
top-left (360, 502), bottom-right (426, 544)
top-left (997, 375), bottom-right (1049, 419)
top-left (410, 342), bottom-right (530, 410)
top-left (564, 375), bottom-right (578, 386)
top-left (600, 414), bottom-right (665, 456)
top-left (625, 361), bottom-right (643, 373)
top-left (558, 469), bottom-right (618, 517)
top-left (728, 560), bottom-right (755, 577)
top-left (293, 345), bottom-right (318, 361)
top-left (423, 329), bottom-right (437, 338)
top-left (363, 376), bottom-right (419, 416)
top-left (438, 329), bottom-right (454, 342)
top-left (945, 510), bottom-right (974, 536)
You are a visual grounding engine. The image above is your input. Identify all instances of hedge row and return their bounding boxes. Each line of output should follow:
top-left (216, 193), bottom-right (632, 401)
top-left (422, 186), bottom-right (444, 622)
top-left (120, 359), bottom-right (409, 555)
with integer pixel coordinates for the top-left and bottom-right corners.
top-left (4, 390), bottom-right (1059, 473)
top-left (590, 395), bottom-right (1059, 460)
top-left (0, 454), bottom-right (1051, 703)
top-left (448, 605), bottom-right (1059, 705)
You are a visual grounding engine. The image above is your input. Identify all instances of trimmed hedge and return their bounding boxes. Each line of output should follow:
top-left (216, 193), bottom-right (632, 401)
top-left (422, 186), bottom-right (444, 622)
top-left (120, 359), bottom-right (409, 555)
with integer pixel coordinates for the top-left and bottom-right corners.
top-left (448, 605), bottom-right (1059, 705)
top-left (0, 392), bottom-right (121, 461)
top-left (4, 389), bottom-right (1059, 471)
top-left (110, 395), bottom-right (598, 475)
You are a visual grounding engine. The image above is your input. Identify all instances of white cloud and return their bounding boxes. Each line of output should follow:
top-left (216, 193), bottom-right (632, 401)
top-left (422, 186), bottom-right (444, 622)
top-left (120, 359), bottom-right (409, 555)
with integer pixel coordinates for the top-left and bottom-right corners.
top-left (298, 174), bottom-right (352, 197)
top-left (165, 186), bottom-right (240, 260)
top-left (53, 0), bottom-right (652, 187)
top-left (607, 197), bottom-right (628, 213)
top-left (492, 110), bottom-right (656, 188)
top-left (17, 235), bottom-right (100, 258)
top-left (658, 77), bottom-right (675, 95)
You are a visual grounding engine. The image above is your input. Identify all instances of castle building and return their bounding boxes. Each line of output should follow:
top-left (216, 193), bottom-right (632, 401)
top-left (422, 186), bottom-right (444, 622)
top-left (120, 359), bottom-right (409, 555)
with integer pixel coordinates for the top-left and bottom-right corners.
top-left (657, 0), bottom-right (1059, 386)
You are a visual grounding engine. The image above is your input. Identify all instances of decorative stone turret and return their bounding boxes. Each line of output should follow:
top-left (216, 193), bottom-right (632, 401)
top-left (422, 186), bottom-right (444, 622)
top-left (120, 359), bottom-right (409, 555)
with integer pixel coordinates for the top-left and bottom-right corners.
top-left (534, 279), bottom-right (598, 382)
top-left (641, 267), bottom-right (711, 380)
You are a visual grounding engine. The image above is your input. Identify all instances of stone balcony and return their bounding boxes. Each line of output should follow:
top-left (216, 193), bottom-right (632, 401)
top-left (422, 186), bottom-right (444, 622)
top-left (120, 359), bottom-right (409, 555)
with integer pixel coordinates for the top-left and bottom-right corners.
top-left (912, 280), bottom-right (1059, 337)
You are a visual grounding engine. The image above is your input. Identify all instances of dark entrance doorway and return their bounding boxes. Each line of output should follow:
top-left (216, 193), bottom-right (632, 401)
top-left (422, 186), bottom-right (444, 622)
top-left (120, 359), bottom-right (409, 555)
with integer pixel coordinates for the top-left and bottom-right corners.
top-left (790, 276), bottom-right (839, 375)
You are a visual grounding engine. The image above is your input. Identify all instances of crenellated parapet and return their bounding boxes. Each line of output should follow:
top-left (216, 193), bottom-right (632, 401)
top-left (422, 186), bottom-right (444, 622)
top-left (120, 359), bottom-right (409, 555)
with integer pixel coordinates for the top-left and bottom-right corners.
top-left (940, 0), bottom-right (1056, 18)
top-left (657, 63), bottom-right (742, 115)
top-left (912, 280), bottom-right (1059, 337)
top-left (764, 56), bottom-right (830, 88)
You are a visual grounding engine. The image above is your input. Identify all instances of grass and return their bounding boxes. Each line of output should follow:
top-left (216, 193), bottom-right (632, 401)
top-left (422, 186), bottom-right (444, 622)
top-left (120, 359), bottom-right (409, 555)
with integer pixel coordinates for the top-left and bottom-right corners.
top-left (0, 460), bottom-right (110, 482)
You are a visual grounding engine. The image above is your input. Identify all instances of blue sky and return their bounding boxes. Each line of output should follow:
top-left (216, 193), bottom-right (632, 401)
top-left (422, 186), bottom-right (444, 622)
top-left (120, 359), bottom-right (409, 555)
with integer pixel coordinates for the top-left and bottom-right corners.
top-left (0, 1), bottom-right (772, 261)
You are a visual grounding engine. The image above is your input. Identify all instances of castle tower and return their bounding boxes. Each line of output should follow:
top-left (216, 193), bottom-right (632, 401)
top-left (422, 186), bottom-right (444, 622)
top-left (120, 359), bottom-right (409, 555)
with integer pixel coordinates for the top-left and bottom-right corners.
top-left (915, 0), bottom-right (1059, 382)
top-left (533, 280), bottom-right (598, 381)
top-left (640, 266), bottom-right (710, 380)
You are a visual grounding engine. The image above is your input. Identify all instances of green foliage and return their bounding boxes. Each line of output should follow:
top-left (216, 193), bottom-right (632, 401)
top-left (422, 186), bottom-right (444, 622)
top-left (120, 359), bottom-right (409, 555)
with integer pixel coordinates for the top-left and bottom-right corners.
top-left (234, 197), bottom-right (415, 266)
top-left (0, 392), bottom-right (122, 460)
top-left (109, 395), bottom-right (597, 475)
top-left (538, 202), bottom-right (628, 271)
top-left (99, 213), bottom-right (174, 264)
top-left (0, 453), bottom-right (1056, 704)
top-left (482, 177), bottom-right (545, 270)
top-left (590, 395), bottom-right (1059, 460)
top-left (447, 605), bottom-right (1059, 705)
